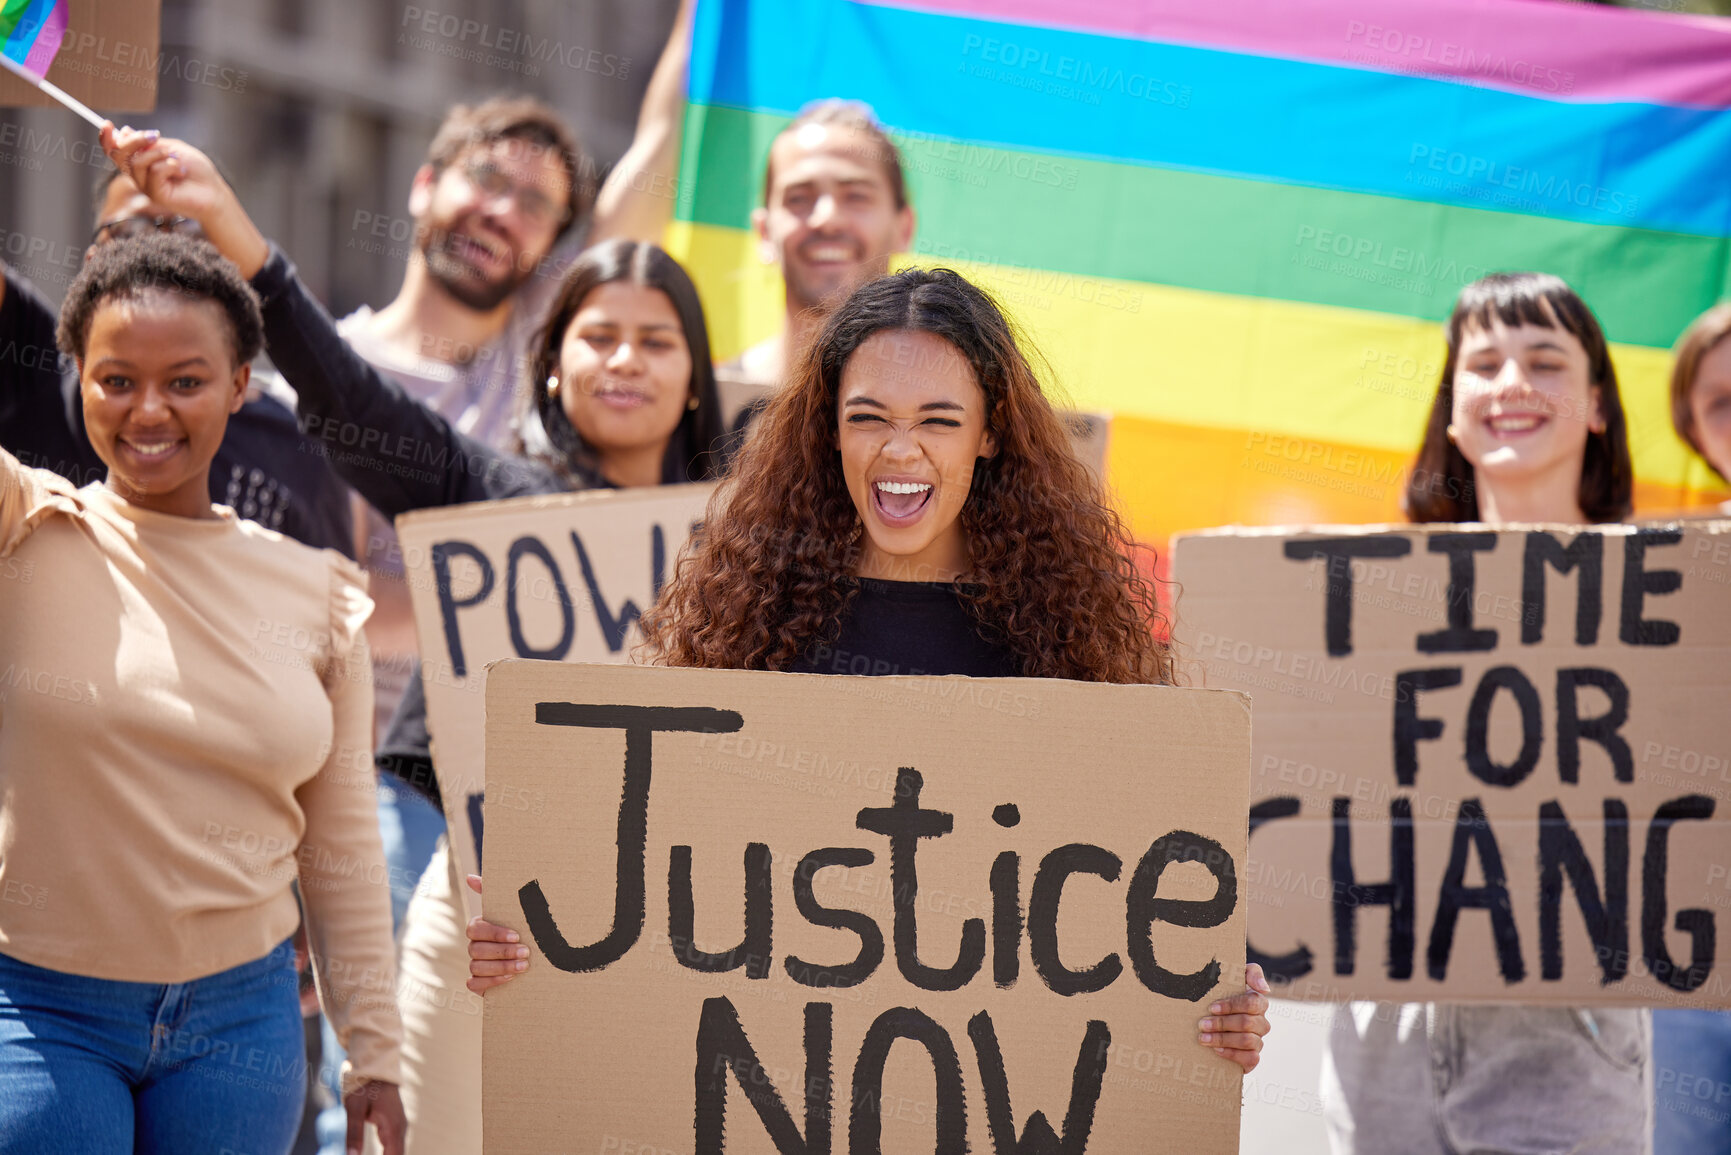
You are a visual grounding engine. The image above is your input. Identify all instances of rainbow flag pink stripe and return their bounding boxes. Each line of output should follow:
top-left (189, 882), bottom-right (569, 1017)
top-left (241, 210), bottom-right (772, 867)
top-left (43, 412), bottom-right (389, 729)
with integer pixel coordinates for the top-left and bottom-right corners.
top-left (1, 0), bottom-right (67, 81)
top-left (886, 0), bottom-right (1731, 108)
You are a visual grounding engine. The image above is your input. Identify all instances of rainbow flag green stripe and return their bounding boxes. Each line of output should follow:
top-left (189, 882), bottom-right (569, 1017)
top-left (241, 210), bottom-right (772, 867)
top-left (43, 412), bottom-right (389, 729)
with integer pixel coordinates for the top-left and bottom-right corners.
top-left (678, 102), bottom-right (1729, 352)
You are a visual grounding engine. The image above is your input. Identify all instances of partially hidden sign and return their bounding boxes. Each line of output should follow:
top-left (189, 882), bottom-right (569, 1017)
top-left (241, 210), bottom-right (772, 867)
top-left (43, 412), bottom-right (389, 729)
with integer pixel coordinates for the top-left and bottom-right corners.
top-left (481, 661), bottom-right (1251, 1154)
top-left (1172, 522), bottom-right (1731, 1006)
top-left (399, 484), bottom-right (713, 918)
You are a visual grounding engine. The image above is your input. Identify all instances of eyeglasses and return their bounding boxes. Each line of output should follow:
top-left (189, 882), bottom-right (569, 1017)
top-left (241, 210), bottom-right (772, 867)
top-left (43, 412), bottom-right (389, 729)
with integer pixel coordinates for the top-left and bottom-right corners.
top-left (458, 161), bottom-right (563, 229)
top-left (92, 214), bottom-right (205, 246)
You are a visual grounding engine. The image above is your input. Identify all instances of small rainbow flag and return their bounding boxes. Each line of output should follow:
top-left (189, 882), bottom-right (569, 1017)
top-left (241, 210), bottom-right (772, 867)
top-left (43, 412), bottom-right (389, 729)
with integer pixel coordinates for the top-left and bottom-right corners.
top-left (0, 0), bottom-right (67, 82)
top-left (671, 0), bottom-right (1731, 549)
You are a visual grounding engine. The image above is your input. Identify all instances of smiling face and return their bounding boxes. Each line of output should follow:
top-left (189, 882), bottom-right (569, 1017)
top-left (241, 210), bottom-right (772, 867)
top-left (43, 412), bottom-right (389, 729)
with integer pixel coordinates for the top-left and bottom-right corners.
top-left (1449, 311), bottom-right (1603, 502)
top-left (755, 125), bottom-right (914, 315)
top-left (1688, 338), bottom-right (1731, 482)
top-left (556, 282), bottom-right (694, 479)
top-left (80, 289), bottom-right (248, 518)
top-left (838, 329), bottom-right (996, 582)
top-left (413, 137), bottom-right (569, 311)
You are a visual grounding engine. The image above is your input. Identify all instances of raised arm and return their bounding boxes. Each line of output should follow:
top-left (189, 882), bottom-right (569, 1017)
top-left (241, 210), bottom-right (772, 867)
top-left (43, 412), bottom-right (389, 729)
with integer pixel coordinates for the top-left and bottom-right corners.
top-left (97, 126), bottom-right (548, 518)
top-left (588, 0), bottom-right (693, 245)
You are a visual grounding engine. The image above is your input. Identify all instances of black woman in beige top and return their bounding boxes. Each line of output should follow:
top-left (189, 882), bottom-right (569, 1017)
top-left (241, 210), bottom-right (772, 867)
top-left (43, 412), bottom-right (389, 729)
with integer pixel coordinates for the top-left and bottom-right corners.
top-left (0, 233), bottom-right (404, 1154)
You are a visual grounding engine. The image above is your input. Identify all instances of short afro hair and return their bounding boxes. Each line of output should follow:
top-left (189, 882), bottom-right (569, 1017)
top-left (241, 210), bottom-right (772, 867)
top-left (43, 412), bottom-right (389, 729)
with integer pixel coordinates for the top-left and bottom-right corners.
top-left (57, 233), bottom-right (265, 368)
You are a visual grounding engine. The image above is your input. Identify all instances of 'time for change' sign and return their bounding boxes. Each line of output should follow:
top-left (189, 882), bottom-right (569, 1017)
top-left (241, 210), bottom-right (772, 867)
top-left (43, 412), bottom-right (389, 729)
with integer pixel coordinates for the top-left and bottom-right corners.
top-left (1172, 522), bottom-right (1731, 1006)
top-left (481, 661), bottom-right (1251, 1154)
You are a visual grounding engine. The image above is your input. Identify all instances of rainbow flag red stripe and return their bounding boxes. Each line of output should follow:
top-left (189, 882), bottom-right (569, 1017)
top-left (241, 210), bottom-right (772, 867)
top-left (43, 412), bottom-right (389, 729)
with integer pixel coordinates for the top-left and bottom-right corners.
top-left (1, 0), bottom-right (67, 81)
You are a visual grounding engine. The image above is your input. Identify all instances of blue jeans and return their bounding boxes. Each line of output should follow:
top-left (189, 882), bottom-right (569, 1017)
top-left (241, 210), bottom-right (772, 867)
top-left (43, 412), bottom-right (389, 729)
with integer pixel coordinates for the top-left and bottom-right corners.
top-left (316, 774), bottom-right (444, 1155)
top-left (1653, 1008), bottom-right (1731, 1154)
top-left (0, 938), bottom-right (304, 1154)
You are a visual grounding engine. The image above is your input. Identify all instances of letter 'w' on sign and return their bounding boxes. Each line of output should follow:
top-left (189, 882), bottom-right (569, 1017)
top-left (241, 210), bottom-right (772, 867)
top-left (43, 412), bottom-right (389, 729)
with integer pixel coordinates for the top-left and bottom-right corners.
top-left (1173, 522), bottom-right (1731, 1007)
top-left (481, 661), bottom-right (1252, 1152)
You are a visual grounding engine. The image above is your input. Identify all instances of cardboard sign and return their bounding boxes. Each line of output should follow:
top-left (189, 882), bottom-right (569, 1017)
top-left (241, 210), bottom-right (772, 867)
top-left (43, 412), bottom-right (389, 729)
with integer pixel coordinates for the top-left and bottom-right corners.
top-left (713, 371), bottom-right (1111, 483)
top-left (482, 661), bottom-right (1250, 1154)
top-left (0, 0), bottom-right (160, 112)
top-left (399, 484), bottom-right (714, 918)
top-left (1171, 522), bottom-right (1731, 1006)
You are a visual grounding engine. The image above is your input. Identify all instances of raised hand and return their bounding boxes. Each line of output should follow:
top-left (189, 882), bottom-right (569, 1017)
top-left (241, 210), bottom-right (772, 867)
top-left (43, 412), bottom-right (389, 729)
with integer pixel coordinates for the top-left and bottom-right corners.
top-left (97, 122), bottom-right (270, 278)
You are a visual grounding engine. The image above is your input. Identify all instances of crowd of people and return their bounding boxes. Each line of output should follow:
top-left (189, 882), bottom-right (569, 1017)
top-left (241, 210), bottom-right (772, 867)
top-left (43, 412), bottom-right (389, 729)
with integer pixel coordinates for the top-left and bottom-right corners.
top-left (0, 3), bottom-right (1727, 1153)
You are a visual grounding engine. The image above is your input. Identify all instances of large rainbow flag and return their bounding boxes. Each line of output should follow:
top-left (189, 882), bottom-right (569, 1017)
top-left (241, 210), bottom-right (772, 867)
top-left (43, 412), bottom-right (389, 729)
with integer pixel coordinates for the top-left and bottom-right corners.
top-left (668, 0), bottom-right (1731, 546)
top-left (0, 0), bottom-right (67, 81)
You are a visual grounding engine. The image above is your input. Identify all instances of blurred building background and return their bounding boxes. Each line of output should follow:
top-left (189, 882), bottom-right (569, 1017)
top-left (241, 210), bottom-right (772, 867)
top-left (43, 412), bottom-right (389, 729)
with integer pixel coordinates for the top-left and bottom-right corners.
top-left (0, 0), bottom-right (679, 313)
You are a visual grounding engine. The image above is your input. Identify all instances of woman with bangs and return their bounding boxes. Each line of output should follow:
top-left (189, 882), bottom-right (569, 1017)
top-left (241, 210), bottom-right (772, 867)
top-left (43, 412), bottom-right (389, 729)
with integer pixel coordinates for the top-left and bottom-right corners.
top-left (1324, 272), bottom-right (1647, 1155)
top-left (469, 266), bottom-right (1276, 1077)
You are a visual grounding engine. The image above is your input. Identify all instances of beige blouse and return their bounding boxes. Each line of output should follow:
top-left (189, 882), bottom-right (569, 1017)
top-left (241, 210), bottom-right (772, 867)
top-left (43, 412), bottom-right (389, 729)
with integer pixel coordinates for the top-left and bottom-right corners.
top-left (0, 447), bottom-right (400, 1089)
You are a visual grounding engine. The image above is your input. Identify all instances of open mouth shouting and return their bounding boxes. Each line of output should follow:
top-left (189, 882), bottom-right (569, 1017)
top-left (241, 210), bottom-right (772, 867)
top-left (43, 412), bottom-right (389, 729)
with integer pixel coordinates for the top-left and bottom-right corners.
top-left (871, 476), bottom-right (934, 526)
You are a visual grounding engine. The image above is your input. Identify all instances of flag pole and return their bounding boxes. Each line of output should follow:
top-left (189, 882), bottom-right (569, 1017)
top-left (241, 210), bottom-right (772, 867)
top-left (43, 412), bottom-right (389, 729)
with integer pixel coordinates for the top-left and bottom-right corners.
top-left (0, 54), bottom-right (105, 130)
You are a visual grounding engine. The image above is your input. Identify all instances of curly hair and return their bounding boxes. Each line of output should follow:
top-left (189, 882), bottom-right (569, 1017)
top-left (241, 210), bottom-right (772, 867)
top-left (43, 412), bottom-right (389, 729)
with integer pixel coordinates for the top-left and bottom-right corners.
top-left (57, 233), bottom-right (264, 367)
top-left (641, 267), bottom-right (1172, 684)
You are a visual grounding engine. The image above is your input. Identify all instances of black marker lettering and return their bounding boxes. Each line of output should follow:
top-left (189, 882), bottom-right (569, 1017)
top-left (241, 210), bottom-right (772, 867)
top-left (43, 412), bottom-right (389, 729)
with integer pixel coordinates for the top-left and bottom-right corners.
top-left (430, 539), bottom-right (493, 677)
top-left (969, 1012), bottom-right (1108, 1155)
top-left (1538, 799), bottom-right (1629, 984)
top-left (1521, 531), bottom-right (1603, 646)
top-left (784, 849), bottom-right (883, 989)
top-left (1126, 831), bottom-right (1237, 1001)
top-left (1620, 528), bottom-right (1684, 646)
top-left (519, 704), bottom-right (742, 972)
top-left (1417, 532), bottom-right (1499, 653)
top-left (1463, 666), bottom-right (1543, 788)
top-left (669, 842), bottom-right (773, 978)
top-left (1642, 795), bottom-right (1717, 993)
top-left (1331, 797), bottom-right (1414, 980)
top-left (1427, 798), bottom-right (1524, 983)
top-left (570, 525), bottom-right (664, 653)
top-left (1393, 668), bottom-right (1464, 786)
top-left (855, 768), bottom-right (986, 992)
top-left (849, 1008), bottom-right (967, 1155)
top-left (1555, 668), bottom-right (1633, 784)
top-left (694, 997), bottom-right (832, 1155)
top-left (1029, 844), bottom-right (1123, 996)
top-left (505, 535), bottom-right (575, 661)
top-left (1283, 535), bottom-right (1412, 657)
top-left (1247, 798), bottom-right (1313, 983)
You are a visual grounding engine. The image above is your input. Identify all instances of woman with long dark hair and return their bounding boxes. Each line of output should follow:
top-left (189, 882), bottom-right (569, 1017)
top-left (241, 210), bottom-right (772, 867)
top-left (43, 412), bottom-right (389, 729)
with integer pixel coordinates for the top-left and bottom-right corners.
top-left (1329, 272), bottom-right (1647, 1155)
top-left (470, 267), bottom-right (1272, 1077)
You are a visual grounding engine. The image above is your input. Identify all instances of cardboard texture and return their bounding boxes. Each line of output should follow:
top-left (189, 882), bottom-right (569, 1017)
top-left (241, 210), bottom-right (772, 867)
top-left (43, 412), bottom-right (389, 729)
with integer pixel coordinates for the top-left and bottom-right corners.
top-left (0, 1), bottom-right (160, 112)
top-left (1171, 522), bottom-right (1731, 1007)
top-left (713, 371), bottom-right (1111, 482)
top-left (482, 661), bottom-right (1250, 1154)
top-left (399, 484), bottom-right (714, 921)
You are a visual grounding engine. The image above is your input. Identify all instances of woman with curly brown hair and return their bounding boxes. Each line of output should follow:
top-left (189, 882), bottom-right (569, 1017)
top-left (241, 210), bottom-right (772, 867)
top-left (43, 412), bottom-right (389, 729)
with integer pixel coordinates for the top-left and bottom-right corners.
top-left (641, 266), bottom-right (1170, 682)
top-left (470, 266), bottom-right (1273, 1074)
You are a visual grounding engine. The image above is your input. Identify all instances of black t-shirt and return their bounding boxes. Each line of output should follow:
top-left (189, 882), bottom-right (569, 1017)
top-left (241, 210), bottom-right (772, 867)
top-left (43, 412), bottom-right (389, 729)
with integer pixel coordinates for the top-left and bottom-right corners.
top-left (0, 265), bottom-right (355, 556)
top-left (790, 578), bottom-right (1021, 678)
